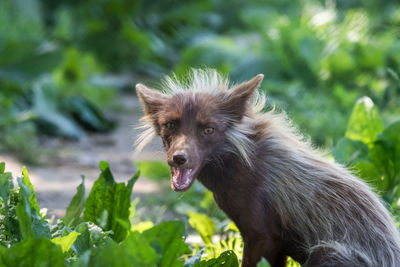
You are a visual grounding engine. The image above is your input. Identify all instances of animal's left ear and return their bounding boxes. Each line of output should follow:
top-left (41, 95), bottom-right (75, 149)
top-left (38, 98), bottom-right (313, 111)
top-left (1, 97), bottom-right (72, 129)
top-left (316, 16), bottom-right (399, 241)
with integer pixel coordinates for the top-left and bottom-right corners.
top-left (136, 83), bottom-right (169, 116)
top-left (221, 74), bottom-right (264, 121)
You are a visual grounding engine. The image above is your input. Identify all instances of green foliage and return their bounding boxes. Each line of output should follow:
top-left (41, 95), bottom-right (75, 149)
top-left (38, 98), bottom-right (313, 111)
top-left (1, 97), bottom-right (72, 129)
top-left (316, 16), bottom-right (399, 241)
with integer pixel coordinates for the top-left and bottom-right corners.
top-left (16, 168), bottom-right (50, 240)
top-left (135, 161), bottom-right (170, 181)
top-left (0, 238), bottom-right (65, 267)
top-left (257, 258), bottom-right (271, 267)
top-left (0, 161), bottom-right (247, 266)
top-left (193, 250), bottom-right (238, 267)
top-left (333, 97), bottom-right (400, 215)
top-left (188, 212), bottom-right (216, 245)
top-left (63, 177), bottom-right (86, 228)
top-left (142, 221), bottom-right (191, 267)
top-left (83, 161), bottom-right (139, 242)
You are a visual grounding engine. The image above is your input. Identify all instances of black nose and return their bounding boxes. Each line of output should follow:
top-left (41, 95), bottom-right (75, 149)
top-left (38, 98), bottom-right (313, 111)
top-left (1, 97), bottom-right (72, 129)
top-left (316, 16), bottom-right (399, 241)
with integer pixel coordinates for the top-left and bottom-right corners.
top-left (173, 153), bottom-right (188, 166)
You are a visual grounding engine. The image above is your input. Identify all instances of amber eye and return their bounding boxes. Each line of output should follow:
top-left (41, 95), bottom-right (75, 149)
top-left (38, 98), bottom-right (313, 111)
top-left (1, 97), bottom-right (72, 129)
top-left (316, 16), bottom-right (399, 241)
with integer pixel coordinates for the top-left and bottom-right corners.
top-left (165, 121), bottom-right (175, 130)
top-left (203, 127), bottom-right (214, 135)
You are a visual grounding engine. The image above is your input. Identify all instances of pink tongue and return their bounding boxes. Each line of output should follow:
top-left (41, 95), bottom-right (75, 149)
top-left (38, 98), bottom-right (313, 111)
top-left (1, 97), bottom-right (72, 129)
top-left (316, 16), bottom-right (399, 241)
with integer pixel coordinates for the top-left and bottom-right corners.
top-left (172, 168), bottom-right (193, 190)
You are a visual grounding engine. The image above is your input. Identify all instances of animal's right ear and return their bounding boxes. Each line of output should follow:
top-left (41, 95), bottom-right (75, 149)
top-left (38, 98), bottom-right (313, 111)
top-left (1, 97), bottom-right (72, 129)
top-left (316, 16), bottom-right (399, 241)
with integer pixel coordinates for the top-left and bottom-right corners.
top-left (136, 84), bottom-right (169, 116)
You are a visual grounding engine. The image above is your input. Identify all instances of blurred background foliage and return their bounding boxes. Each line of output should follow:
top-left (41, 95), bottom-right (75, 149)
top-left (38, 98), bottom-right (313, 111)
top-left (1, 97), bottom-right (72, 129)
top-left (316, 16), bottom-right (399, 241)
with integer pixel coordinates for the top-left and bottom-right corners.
top-left (1, 0), bottom-right (400, 160)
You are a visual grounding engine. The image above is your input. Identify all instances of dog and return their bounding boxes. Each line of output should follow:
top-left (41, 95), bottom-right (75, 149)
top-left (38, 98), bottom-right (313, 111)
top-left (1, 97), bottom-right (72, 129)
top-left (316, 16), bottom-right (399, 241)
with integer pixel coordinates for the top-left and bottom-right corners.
top-left (135, 69), bottom-right (400, 267)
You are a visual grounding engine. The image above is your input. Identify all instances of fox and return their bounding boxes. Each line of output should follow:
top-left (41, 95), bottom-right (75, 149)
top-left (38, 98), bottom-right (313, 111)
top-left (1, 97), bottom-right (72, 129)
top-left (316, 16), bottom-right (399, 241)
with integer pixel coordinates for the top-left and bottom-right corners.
top-left (135, 69), bottom-right (400, 267)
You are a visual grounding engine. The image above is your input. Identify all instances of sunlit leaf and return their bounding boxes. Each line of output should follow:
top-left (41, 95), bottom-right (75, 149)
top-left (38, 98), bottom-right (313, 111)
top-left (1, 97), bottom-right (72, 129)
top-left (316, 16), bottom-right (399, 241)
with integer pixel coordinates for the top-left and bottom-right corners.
top-left (345, 97), bottom-right (383, 145)
top-left (51, 231), bottom-right (80, 253)
top-left (136, 161), bottom-right (170, 180)
top-left (188, 212), bottom-right (216, 245)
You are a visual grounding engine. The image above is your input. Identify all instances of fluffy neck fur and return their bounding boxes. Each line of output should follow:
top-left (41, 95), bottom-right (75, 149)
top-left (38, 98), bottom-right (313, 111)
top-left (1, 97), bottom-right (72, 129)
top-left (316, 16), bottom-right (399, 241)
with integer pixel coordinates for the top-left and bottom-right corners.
top-left (201, 109), bottom-right (400, 266)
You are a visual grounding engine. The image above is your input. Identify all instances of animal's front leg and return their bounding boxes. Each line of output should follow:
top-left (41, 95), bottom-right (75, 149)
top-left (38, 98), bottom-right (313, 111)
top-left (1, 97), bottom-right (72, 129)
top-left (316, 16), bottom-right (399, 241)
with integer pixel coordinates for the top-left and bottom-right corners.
top-left (241, 238), bottom-right (286, 267)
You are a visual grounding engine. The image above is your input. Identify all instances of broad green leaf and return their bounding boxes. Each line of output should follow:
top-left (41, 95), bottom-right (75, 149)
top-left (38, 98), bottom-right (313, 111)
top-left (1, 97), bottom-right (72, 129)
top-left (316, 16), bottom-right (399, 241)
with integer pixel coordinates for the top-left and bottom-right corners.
top-left (188, 212), bottom-right (216, 245)
top-left (345, 97), bottom-right (383, 145)
top-left (332, 137), bottom-right (369, 165)
top-left (63, 176), bottom-right (85, 228)
top-left (368, 121), bottom-right (400, 194)
top-left (83, 161), bottom-right (139, 242)
top-left (51, 231), bottom-right (80, 253)
top-left (0, 238), bottom-right (64, 267)
top-left (16, 177), bottom-right (50, 240)
top-left (76, 232), bottom-right (158, 267)
top-left (379, 121), bottom-right (400, 174)
top-left (136, 161), bottom-right (170, 180)
top-left (142, 221), bottom-right (191, 267)
top-left (193, 250), bottom-right (239, 267)
top-left (256, 258), bottom-right (271, 267)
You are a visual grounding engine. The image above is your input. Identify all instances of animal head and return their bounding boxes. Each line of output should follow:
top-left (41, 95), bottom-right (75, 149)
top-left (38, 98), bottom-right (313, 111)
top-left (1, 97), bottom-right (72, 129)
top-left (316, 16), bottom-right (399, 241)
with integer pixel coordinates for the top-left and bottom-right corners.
top-left (136, 69), bottom-right (264, 191)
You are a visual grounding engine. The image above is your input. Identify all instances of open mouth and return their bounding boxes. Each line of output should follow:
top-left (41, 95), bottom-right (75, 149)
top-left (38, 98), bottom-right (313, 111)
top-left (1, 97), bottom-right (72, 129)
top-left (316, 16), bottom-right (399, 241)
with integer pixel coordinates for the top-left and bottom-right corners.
top-left (170, 167), bottom-right (198, 192)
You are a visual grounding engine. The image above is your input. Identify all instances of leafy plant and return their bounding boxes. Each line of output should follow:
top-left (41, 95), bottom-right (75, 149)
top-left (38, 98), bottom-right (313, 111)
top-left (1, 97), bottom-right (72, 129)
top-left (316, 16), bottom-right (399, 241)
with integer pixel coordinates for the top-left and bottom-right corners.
top-left (333, 97), bottom-right (400, 217)
top-left (0, 161), bottom-right (245, 266)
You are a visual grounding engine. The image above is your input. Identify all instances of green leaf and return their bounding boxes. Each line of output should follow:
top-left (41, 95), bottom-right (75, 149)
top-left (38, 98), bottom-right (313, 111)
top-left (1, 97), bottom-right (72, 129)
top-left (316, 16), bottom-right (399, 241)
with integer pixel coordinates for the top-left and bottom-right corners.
top-left (332, 137), bottom-right (369, 165)
top-left (72, 222), bottom-right (112, 255)
top-left (0, 238), bottom-right (64, 267)
top-left (135, 161), bottom-right (170, 180)
top-left (142, 221), bottom-right (191, 267)
top-left (345, 97), bottom-right (383, 145)
top-left (51, 231), bottom-right (80, 253)
top-left (193, 250), bottom-right (239, 267)
top-left (83, 162), bottom-right (139, 242)
top-left (0, 165), bottom-right (13, 205)
top-left (0, 162), bottom-right (5, 174)
top-left (63, 176), bottom-right (85, 228)
top-left (21, 166), bottom-right (41, 217)
top-left (256, 258), bottom-right (271, 267)
top-left (368, 121), bottom-right (400, 193)
top-left (188, 212), bottom-right (216, 245)
top-left (76, 232), bottom-right (158, 267)
top-left (16, 176), bottom-right (50, 240)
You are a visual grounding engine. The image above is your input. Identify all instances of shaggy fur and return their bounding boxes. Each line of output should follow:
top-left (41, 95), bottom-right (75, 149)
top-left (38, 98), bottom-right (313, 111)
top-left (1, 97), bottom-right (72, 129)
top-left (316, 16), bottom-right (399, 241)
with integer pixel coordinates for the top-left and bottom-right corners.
top-left (136, 69), bottom-right (400, 267)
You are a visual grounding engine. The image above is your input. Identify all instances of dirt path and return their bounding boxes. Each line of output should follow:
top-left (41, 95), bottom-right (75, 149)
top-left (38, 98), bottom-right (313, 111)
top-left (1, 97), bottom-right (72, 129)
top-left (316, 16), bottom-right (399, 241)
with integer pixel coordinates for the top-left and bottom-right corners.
top-left (0, 93), bottom-right (165, 218)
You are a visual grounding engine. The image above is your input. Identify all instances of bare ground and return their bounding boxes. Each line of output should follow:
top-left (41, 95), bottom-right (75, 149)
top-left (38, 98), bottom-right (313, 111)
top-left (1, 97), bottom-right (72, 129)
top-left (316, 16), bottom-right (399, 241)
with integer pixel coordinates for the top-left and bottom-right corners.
top-left (0, 93), bottom-right (166, 218)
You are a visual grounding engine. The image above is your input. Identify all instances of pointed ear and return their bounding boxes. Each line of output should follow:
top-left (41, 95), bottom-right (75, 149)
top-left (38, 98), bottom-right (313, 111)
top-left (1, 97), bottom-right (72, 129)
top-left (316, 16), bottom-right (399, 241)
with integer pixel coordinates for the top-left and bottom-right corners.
top-left (136, 83), bottom-right (169, 116)
top-left (221, 74), bottom-right (264, 121)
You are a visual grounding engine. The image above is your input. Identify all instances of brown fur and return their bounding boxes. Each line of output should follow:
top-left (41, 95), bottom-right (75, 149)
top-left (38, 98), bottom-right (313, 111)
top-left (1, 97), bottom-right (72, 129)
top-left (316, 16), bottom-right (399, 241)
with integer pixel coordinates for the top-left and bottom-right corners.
top-left (136, 69), bottom-right (400, 267)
